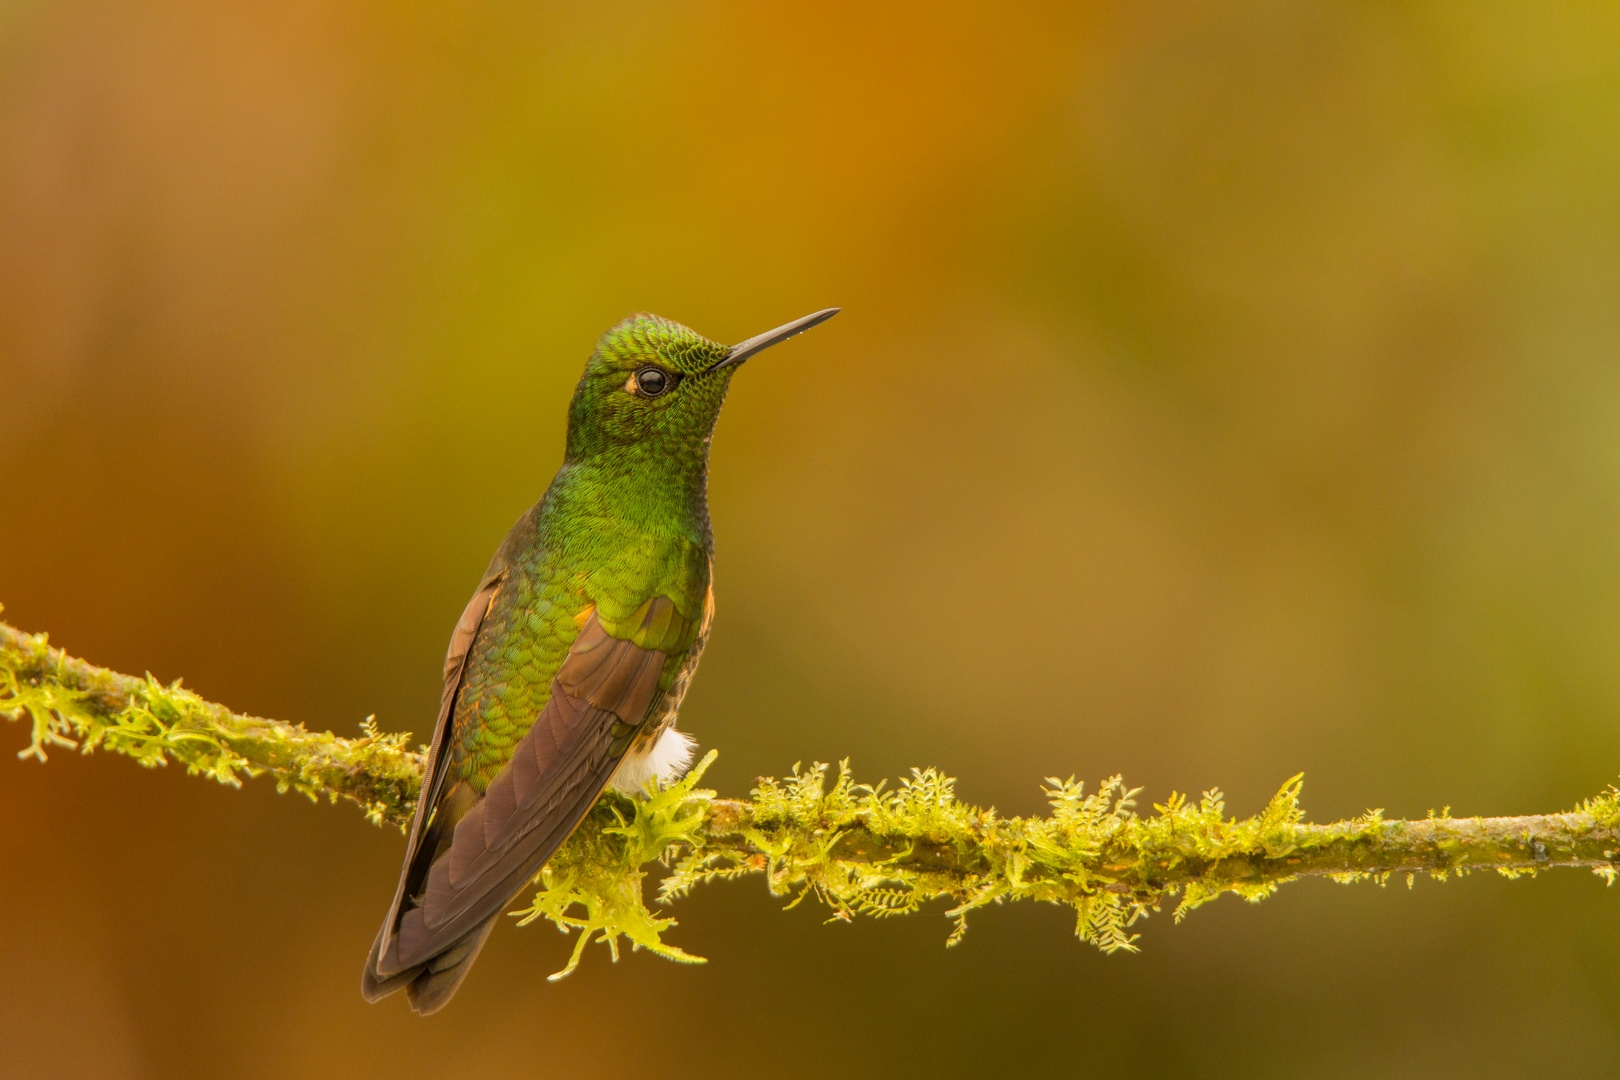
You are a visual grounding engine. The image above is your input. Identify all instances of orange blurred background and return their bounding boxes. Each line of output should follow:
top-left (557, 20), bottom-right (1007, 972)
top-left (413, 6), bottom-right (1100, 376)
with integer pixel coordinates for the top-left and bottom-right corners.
top-left (7, 1), bottom-right (1620, 1076)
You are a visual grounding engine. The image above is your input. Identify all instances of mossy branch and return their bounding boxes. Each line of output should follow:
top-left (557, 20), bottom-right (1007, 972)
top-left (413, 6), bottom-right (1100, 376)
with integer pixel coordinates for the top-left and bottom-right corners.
top-left (6, 613), bottom-right (1620, 976)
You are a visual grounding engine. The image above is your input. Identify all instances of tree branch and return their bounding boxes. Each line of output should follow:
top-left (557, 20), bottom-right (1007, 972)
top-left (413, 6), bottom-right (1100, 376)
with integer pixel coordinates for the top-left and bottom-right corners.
top-left (5, 611), bottom-right (1619, 975)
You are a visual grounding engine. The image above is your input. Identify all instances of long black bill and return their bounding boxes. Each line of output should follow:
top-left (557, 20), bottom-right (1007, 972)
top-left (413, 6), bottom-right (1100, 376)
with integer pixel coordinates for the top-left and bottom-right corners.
top-left (707, 307), bottom-right (840, 373)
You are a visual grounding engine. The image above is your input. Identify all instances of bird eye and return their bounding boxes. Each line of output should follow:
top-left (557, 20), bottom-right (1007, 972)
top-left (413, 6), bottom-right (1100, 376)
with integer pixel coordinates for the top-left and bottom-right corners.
top-left (634, 366), bottom-right (670, 397)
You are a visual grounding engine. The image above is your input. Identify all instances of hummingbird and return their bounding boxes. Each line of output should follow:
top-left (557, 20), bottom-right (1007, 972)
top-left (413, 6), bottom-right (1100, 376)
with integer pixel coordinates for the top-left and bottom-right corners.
top-left (361, 307), bottom-right (839, 1014)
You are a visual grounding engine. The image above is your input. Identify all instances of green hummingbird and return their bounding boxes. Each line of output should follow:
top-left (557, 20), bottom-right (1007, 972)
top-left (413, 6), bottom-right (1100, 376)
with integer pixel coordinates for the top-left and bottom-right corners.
top-left (361, 307), bottom-right (839, 1014)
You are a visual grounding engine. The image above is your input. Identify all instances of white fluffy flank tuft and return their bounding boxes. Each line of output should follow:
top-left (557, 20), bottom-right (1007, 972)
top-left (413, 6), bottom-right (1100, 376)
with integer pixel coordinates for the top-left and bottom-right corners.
top-left (608, 727), bottom-right (697, 794)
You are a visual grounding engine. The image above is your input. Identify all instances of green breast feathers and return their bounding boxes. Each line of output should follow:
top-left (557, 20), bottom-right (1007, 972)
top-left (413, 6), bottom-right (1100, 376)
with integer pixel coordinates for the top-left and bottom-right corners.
top-left (449, 525), bottom-right (710, 791)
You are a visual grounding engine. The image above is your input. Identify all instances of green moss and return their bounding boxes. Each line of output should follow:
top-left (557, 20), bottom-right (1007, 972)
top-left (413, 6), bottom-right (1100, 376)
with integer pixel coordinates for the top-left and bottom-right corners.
top-left (1, 616), bottom-right (421, 827)
top-left (7, 610), bottom-right (1620, 982)
top-left (511, 752), bottom-right (719, 977)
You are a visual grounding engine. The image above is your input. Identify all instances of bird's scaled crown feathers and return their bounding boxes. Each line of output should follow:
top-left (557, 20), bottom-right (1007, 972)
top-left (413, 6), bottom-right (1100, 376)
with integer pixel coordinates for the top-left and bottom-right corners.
top-left (592, 313), bottom-right (731, 375)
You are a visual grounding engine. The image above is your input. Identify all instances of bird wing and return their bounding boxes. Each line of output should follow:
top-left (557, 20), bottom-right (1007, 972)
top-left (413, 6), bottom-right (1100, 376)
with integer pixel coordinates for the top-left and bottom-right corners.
top-left (372, 591), bottom-right (694, 981)
top-left (366, 569), bottom-right (505, 980)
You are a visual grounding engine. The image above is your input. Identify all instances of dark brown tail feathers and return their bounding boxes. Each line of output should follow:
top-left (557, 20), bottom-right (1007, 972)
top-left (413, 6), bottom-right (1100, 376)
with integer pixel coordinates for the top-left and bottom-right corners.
top-left (361, 917), bottom-right (497, 1016)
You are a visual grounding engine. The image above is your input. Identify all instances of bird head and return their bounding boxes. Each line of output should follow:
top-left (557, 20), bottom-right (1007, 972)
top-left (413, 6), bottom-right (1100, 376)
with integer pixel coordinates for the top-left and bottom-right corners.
top-left (563, 308), bottom-right (838, 465)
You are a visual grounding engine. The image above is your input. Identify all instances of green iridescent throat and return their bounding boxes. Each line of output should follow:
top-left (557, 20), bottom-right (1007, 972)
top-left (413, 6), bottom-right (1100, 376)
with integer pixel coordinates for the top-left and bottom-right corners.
top-left (557, 315), bottom-right (737, 542)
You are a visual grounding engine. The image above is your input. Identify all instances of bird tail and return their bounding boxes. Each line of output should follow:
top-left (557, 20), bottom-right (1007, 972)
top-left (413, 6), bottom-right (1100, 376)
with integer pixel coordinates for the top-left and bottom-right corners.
top-left (361, 916), bottom-right (498, 1016)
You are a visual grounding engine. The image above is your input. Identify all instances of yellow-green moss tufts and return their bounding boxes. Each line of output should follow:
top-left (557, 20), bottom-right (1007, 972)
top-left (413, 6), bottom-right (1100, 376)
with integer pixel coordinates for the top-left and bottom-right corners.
top-left (8, 610), bottom-right (1620, 982)
top-left (511, 751), bottom-right (720, 978)
top-left (1, 615), bottom-right (421, 827)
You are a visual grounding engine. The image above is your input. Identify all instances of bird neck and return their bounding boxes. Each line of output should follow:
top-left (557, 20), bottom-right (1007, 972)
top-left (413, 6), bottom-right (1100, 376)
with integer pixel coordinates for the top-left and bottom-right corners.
top-left (552, 441), bottom-right (713, 545)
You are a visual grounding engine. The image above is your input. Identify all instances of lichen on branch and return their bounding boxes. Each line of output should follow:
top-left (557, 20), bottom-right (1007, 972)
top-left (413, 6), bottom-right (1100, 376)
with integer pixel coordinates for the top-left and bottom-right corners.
top-left (5, 611), bottom-right (1620, 977)
top-left (0, 614), bottom-right (421, 826)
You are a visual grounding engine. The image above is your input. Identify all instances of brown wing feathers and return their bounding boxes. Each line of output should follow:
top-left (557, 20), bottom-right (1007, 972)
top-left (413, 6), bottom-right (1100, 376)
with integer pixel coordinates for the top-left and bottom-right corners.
top-left (361, 573), bottom-right (502, 1009)
top-left (364, 590), bottom-right (674, 1014)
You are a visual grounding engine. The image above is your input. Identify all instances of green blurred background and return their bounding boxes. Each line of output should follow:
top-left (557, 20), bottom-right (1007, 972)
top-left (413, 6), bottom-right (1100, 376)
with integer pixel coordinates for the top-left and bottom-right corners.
top-left (6, 0), bottom-right (1620, 1075)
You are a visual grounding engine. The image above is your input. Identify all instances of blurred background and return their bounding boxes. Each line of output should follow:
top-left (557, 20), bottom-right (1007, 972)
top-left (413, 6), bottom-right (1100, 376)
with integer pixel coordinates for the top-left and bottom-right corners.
top-left (5, 0), bottom-right (1620, 1075)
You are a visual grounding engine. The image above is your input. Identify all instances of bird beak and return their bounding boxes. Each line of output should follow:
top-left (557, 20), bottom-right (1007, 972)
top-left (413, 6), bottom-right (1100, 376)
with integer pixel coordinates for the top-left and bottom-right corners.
top-left (707, 308), bottom-right (840, 373)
